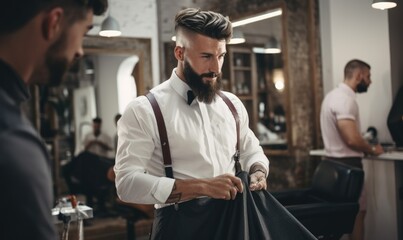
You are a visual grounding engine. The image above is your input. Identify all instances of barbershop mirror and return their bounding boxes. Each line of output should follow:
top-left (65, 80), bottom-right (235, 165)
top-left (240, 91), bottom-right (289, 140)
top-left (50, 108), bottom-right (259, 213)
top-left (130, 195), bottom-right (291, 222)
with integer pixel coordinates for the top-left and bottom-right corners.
top-left (29, 36), bottom-right (152, 197)
top-left (223, 6), bottom-right (290, 155)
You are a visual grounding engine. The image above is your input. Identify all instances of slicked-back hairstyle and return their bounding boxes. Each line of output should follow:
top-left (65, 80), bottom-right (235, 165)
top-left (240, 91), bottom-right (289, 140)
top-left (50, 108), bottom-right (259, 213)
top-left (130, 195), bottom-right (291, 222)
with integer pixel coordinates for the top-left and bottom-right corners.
top-left (0, 0), bottom-right (108, 35)
top-left (174, 8), bottom-right (232, 43)
top-left (344, 59), bottom-right (371, 79)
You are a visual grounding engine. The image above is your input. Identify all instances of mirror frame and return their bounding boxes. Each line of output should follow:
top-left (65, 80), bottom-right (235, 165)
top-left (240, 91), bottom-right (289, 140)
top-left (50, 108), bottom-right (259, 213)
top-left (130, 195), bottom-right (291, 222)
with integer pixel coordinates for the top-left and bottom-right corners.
top-left (82, 36), bottom-right (153, 96)
top-left (229, 3), bottom-right (292, 156)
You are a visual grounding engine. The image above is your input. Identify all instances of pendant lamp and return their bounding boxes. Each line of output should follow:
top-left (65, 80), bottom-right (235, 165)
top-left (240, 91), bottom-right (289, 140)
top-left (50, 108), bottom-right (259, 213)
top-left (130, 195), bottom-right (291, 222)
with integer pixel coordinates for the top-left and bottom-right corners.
top-left (372, 0), bottom-right (397, 10)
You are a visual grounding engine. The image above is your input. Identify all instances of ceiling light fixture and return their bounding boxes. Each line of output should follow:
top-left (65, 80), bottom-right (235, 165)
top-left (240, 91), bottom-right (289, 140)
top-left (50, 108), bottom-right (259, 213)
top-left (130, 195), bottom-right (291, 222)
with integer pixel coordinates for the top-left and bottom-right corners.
top-left (371, 0), bottom-right (397, 10)
top-left (252, 37), bottom-right (281, 54)
top-left (232, 9), bottom-right (282, 28)
top-left (228, 29), bottom-right (246, 45)
top-left (99, 3), bottom-right (121, 37)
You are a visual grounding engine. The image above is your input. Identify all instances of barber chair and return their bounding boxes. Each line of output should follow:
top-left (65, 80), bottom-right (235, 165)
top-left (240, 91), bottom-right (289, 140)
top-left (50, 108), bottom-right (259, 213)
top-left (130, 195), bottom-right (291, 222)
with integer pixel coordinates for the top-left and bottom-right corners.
top-left (106, 167), bottom-right (154, 240)
top-left (271, 159), bottom-right (364, 240)
top-left (63, 151), bottom-right (115, 215)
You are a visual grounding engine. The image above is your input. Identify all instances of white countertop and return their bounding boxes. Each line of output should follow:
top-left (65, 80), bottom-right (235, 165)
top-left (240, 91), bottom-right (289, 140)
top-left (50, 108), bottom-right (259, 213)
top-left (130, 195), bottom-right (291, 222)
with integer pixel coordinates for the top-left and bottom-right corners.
top-left (309, 149), bottom-right (403, 161)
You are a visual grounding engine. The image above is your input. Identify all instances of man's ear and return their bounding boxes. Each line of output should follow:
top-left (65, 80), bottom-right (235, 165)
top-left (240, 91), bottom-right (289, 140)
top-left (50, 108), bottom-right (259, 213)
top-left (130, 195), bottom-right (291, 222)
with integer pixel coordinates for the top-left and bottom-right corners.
top-left (174, 46), bottom-right (184, 62)
top-left (353, 69), bottom-right (362, 83)
top-left (41, 8), bottom-right (64, 41)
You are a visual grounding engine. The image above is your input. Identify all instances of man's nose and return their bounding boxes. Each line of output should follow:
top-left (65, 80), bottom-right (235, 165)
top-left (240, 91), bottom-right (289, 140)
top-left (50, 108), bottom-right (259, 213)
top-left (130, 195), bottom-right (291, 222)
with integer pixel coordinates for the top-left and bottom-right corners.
top-left (75, 46), bottom-right (84, 60)
top-left (209, 58), bottom-right (220, 74)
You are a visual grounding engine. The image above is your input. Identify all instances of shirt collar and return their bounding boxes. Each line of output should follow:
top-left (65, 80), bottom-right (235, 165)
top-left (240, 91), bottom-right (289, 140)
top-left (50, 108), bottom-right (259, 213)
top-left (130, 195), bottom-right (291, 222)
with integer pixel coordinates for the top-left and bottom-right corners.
top-left (0, 59), bottom-right (30, 104)
top-left (339, 82), bottom-right (356, 98)
top-left (169, 68), bottom-right (195, 104)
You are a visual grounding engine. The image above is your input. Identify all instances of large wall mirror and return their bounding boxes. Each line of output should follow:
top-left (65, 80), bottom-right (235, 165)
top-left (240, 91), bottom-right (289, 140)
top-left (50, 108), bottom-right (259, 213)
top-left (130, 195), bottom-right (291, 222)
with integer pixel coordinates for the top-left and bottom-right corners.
top-left (29, 36), bottom-right (152, 197)
top-left (223, 5), bottom-right (290, 155)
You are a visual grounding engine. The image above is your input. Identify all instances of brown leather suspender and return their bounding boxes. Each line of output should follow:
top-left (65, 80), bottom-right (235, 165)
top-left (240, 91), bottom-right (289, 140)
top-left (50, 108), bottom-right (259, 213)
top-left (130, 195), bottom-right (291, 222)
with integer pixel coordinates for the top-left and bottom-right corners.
top-left (217, 91), bottom-right (242, 174)
top-left (146, 91), bottom-right (241, 178)
top-left (146, 92), bottom-right (174, 178)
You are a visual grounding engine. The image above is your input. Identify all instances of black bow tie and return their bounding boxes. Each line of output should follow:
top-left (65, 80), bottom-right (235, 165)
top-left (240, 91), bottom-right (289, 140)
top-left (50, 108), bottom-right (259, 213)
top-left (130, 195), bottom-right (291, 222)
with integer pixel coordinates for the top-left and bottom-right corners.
top-left (187, 90), bottom-right (195, 105)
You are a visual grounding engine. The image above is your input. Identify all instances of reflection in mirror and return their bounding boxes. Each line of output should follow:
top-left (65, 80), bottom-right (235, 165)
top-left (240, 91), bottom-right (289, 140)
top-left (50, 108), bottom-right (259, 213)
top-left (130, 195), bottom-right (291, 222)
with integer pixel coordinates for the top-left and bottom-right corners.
top-left (71, 53), bottom-right (139, 157)
top-left (26, 36), bottom-right (152, 197)
top-left (255, 53), bottom-right (287, 149)
top-left (225, 7), bottom-right (288, 153)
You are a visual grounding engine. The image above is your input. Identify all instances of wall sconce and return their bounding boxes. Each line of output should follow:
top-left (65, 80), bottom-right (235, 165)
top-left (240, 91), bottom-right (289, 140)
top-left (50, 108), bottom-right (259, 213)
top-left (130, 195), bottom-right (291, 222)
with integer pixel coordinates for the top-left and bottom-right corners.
top-left (252, 37), bottom-right (281, 54)
top-left (372, 0), bottom-right (397, 10)
top-left (228, 29), bottom-right (246, 45)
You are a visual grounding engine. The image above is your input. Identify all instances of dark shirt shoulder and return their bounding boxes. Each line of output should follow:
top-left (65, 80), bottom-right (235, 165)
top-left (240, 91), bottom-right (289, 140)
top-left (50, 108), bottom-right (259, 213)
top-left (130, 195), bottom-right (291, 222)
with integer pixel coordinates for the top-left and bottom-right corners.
top-left (0, 64), bottom-right (58, 239)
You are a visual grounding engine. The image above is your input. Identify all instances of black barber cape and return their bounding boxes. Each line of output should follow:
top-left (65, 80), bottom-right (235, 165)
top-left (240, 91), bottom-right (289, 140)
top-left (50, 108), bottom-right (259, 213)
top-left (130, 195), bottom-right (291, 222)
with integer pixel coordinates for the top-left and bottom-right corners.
top-left (151, 171), bottom-right (317, 240)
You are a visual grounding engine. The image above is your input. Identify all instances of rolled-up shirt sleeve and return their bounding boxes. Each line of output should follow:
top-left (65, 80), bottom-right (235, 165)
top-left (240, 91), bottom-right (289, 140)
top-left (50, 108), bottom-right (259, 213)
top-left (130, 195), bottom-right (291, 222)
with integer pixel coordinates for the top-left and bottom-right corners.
top-left (114, 97), bottom-right (175, 204)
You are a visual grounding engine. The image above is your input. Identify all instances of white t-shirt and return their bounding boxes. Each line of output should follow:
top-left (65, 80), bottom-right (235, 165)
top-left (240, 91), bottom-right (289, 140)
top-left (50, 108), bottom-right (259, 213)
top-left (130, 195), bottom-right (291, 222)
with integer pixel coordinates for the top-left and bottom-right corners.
top-left (320, 83), bottom-right (363, 158)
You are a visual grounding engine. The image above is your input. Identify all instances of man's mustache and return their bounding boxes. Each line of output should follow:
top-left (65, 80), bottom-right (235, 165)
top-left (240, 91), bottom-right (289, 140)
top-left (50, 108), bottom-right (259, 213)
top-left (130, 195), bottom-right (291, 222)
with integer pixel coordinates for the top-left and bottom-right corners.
top-left (200, 72), bottom-right (220, 78)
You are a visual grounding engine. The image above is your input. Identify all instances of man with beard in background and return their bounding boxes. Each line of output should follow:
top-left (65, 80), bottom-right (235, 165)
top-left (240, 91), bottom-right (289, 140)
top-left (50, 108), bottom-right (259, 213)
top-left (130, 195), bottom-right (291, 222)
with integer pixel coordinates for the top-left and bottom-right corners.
top-left (114, 8), bottom-right (269, 239)
top-left (320, 59), bottom-right (384, 240)
top-left (0, 1), bottom-right (107, 239)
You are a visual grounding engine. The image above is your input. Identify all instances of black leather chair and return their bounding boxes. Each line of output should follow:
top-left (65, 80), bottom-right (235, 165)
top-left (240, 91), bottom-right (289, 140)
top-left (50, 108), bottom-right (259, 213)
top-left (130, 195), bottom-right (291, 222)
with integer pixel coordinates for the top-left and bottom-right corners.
top-left (106, 167), bottom-right (154, 240)
top-left (63, 151), bottom-right (115, 214)
top-left (271, 159), bottom-right (364, 240)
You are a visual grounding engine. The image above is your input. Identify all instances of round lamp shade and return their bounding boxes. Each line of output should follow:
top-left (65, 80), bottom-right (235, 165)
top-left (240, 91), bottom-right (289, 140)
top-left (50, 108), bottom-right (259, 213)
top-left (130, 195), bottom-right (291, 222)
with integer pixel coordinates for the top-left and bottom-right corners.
top-left (99, 16), bottom-right (121, 37)
top-left (372, 0), bottom-right (397, 10)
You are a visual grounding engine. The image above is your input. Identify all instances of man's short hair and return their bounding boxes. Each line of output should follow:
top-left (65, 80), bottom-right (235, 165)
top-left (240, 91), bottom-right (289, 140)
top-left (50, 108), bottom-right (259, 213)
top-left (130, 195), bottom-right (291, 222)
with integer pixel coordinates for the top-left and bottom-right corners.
top-left (344, 59), bottom-right (371, 79)
top-left (174, 8), bottom-right (232, 43)
top-left (93, 117), bottom-right (102, 124)
top-left (0, 0), bottom-right (108, 34)
top-left (115, 113), bottom-right (122, 123)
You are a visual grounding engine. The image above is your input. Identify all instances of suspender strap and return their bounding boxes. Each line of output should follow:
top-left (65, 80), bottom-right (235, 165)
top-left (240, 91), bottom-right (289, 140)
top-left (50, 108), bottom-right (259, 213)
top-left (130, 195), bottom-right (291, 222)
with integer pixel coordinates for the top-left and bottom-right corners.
top-left (145, 91), bottom-right (241, 178)
top-left (218, 91), bottom-right (241, 174)
top-left (146, 92), bottom-right (174, 178)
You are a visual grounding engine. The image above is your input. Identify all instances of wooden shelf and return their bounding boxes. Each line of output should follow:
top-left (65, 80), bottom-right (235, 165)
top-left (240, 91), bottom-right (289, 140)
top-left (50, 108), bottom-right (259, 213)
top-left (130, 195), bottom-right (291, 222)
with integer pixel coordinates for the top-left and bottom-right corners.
top-left (223, 46), bottom-right (289, 156)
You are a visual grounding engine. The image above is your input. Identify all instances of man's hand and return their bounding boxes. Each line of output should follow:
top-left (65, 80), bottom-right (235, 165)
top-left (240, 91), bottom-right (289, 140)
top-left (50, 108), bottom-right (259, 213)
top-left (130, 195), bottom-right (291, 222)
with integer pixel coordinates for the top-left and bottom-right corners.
top-left (204, 174), bottom-right (243, 200)
top-left (249, 170), bottom-right (267, 191)
top-left (249, 163), bottom-right (268, 191)
top-left (371, 144), bottom-right (384, 156)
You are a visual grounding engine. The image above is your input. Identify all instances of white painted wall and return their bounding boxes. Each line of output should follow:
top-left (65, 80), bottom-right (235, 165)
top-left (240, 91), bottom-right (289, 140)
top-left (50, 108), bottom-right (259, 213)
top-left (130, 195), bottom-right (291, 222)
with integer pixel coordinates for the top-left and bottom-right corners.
top-left (88, 0), bottom-right (159, 87)
top-left (84, 0), bottom-right (159, 149)
top-left (320, 0), bottom-right (393, 144)
top-left (95, 54), bottom-right (130, 140)
top-left (320, 1), bottom-right (399, 240)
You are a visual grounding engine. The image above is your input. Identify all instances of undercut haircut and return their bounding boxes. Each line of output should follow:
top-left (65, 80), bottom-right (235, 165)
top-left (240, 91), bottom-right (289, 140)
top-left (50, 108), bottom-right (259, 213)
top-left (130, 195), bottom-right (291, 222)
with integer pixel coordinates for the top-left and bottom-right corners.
top-left (0, 0), bottom-right (108, 34)
top-left (174, 8), bottom-right (232, 43)
top-left (344, 59), bottom-right (371, 79)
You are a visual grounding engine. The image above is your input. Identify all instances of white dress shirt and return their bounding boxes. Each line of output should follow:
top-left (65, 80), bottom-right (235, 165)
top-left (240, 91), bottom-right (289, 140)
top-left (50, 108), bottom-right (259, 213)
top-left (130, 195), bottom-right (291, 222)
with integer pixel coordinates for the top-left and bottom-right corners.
top-left (82, 132), bottom-right (113, 158)
top-left (114, 69), bottom-right (269, 208)
top-left (320, 83), bottom-right (363, 158)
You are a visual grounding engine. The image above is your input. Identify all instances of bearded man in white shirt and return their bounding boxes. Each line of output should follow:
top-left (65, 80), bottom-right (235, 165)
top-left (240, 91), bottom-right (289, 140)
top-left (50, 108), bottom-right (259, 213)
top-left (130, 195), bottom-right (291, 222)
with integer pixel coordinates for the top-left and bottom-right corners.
top-left (115, 8), bottom-right (269, 239)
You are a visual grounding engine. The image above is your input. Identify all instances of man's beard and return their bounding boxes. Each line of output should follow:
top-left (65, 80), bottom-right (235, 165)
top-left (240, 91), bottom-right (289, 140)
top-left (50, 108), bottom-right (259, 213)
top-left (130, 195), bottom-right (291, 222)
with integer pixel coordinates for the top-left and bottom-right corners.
top-left (30, 31), bottom-right (71, 86)
top-left (356, 79), bottom-right (368, 93)
top-left (183, 60), bottom-right (222, 104)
